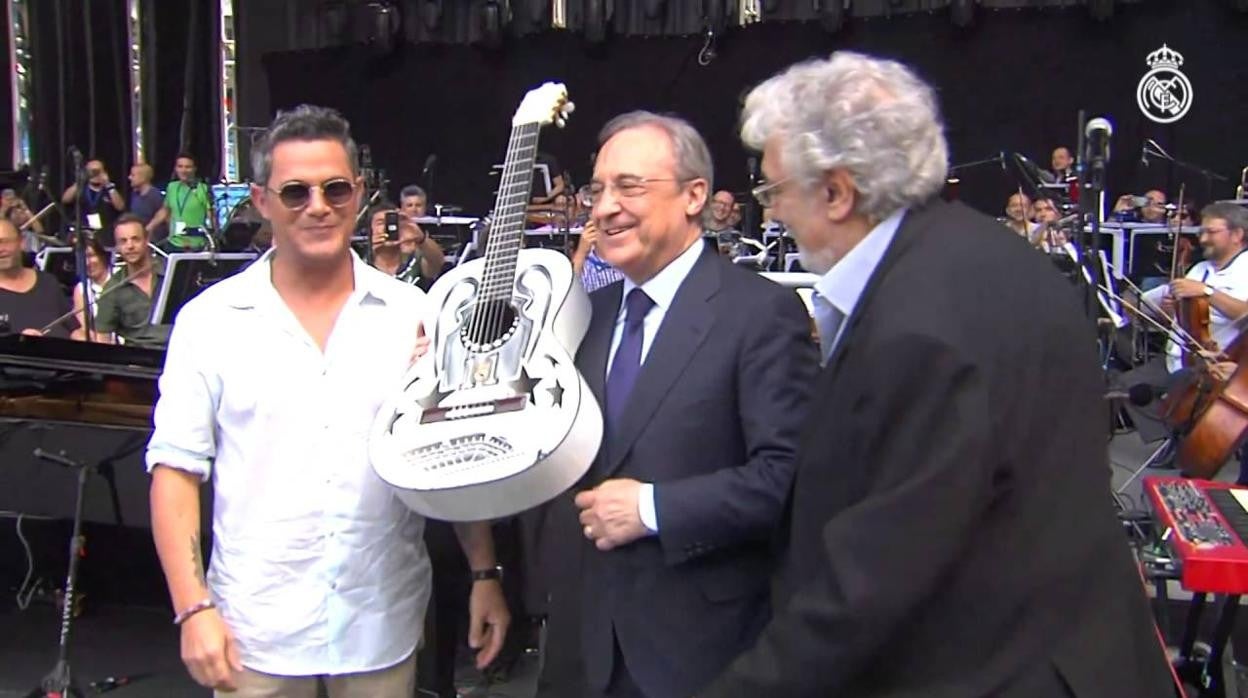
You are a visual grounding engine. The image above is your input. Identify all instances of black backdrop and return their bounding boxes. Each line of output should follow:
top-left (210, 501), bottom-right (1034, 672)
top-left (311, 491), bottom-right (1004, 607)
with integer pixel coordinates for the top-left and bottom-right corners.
top-left (261, 1), bottom-right (1248, 219)
top-left (20, 0), bottom-right (219, 205)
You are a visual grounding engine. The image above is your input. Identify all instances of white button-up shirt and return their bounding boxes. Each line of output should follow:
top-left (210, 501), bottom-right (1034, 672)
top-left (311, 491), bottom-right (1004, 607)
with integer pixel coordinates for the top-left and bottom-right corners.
top-left (146, 250), bottom-right (432, 676)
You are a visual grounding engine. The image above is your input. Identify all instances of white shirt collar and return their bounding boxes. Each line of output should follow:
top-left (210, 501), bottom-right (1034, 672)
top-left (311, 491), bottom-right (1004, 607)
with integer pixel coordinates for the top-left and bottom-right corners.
top-left (621, 236), bottom-right (706, 312)
top-left (225, 248), bottom-right (401, 310)
top-left (813, 208), bottom-right (906, 319)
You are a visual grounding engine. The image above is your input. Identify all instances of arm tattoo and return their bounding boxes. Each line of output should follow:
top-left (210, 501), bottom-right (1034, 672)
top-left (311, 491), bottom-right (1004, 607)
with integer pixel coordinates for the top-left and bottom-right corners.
top-left (191, 534), bottom-right (207, 588)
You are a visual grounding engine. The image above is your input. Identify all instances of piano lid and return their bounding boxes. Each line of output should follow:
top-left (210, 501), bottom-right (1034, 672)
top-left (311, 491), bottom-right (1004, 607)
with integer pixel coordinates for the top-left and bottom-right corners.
top-left (0, 334), bottom-right (164, 380)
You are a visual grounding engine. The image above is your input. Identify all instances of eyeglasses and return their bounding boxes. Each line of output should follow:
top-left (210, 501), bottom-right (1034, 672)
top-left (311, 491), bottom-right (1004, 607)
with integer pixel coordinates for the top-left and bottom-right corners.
top-left (751, 177), bottom-right (793, 208)
top-left (266, 178), bottom-right (356, 211)
top-left (580, 177), bottom-right (687, 207)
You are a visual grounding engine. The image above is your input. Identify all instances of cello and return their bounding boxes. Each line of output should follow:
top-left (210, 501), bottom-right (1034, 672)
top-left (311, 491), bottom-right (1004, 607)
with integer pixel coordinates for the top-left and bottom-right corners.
top-left (1167, 186), bottom-right (1216, 367)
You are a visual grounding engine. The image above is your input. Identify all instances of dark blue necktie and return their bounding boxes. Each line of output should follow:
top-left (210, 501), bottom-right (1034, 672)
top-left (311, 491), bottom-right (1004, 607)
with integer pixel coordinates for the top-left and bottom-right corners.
top-left (605, 288), bottom-right (655, 429)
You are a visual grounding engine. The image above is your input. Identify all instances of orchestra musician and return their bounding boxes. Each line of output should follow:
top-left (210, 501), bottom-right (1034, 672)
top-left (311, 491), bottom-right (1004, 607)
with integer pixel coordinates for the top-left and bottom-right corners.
top-left (1050, 146), bottom-right (1074, 182)
top-left (71, 235), bottom-right (114, 342)
top-left (543, 110), bottom-right (817, 698)
top-left (698, 51), bottom-right (1172, 698)
top-left (1001, 191), bottom-right (1032, 239)
top-left (1140, 203), bottom-right (1248, 375)
top-left (0, 218), bottom-right (78, 338)
top-left (146, 104), bottom-right (509, 697)
top-left (93, 214), bottom-right (169, 347)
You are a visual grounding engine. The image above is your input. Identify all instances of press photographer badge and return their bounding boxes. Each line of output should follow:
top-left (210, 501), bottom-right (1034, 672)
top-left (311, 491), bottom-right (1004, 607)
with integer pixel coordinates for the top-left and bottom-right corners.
top-left (1137, 44), bottom-right (1192, 124)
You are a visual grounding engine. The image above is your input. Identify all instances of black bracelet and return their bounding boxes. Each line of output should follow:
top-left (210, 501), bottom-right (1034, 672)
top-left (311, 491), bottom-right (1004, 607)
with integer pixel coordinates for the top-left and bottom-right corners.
top-left (471, 565), bottom-right (503, 582)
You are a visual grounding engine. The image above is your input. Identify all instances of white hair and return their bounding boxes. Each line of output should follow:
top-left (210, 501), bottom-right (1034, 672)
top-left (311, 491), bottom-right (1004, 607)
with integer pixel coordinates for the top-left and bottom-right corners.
top-left (741, 51), bottom-right (948, 222)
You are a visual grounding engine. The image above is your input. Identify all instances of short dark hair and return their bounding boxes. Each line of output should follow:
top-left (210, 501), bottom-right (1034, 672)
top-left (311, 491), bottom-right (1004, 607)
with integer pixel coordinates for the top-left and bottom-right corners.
top-left (400, 185), bottom-right (426, 201)
top-left (251, 105), bottom-right (358, 187)
top-left (367, 201), bottom-right (398, 221)
top-left (113, 213), bottom-right (148, 238)
top-left (175, 152), bottom-right (196, 164)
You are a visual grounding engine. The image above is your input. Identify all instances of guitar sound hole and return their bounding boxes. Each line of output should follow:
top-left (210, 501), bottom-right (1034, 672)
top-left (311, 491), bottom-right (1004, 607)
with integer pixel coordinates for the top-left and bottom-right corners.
top-left (463, 300), bottom-right (518, 348)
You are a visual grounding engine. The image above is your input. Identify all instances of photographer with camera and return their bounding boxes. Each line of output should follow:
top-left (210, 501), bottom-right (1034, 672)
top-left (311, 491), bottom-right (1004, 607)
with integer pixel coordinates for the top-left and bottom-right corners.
top-left (61, 158), bottom-right (125, 241)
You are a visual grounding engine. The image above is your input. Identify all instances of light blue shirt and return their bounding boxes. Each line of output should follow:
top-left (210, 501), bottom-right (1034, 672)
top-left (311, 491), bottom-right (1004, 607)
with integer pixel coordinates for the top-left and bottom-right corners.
top-left (812, 209), bottom-right (906, 363)
top-left (605, 237), bottom-right (705, 534)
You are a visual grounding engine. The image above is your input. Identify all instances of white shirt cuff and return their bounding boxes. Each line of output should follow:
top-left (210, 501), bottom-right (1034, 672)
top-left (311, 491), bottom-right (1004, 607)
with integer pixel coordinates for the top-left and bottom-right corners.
top-left (638, 483), bottom-right (659, 534)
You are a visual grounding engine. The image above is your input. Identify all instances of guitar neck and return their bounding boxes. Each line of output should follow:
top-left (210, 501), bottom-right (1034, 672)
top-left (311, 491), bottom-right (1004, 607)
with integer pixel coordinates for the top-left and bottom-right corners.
top-left (482, 122), bottom-right (542, 301)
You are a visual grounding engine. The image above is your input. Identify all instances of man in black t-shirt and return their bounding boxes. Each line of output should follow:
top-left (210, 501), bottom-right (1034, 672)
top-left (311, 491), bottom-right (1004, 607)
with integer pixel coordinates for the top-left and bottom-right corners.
top-left (61, 158), bottom-right (125, 245)
top-left (0, 219), bottom-right (77, 338)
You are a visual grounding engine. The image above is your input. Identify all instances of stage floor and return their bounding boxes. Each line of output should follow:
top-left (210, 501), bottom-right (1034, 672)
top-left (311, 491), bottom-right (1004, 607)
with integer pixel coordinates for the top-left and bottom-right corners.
top-left (0, 603), bottom-right (539, 698)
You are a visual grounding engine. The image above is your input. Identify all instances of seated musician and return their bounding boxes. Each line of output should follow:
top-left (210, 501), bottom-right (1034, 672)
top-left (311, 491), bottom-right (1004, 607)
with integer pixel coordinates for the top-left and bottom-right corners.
top-left (1141, 203), bottom-right (1248, 374)
top-left (1001, 191), bottom-right (1033, 239)
top-left (1, 188), bottom-right (46, 251)
top-left (0, 219), bottom-right (78, 338)
top-left (71, 236), bottom-right (114, 342)
top-left (368, 204), bottom-right (445, 288)
top-left (1050, 146), bottom-right (1074, 182)
top-left (93, 214), bottom-right (170, 347)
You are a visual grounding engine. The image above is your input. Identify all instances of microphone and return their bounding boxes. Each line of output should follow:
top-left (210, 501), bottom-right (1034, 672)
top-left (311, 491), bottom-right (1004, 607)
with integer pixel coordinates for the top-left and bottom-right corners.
top-left (1140, 141), bottom-right (1150, 168)
top-left (747, 156), bottom-right (759, 185)
top-left (1000, 151), bottom-right (1008, 172)
top-left (67, 145), bottom-right (83, 161)
top-left (421, 154), bottom-right (437, 178)
top-left (1084, 117), bottom-right (1113, 166)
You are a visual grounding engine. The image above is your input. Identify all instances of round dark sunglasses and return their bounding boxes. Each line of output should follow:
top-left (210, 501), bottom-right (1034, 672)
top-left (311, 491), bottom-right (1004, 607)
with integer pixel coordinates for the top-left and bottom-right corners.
top-left (266, 178), bottom-right (356, 210)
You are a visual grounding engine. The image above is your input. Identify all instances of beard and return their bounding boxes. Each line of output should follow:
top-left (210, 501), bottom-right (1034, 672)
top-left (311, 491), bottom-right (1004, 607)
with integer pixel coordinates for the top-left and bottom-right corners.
top-left (797, 243), bottom-right (839, 276)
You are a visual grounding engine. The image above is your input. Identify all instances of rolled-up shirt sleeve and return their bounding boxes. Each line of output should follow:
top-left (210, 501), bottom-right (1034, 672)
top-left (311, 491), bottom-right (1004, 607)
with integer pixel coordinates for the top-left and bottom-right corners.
top-left (145, 304), bottom-right (218, 480)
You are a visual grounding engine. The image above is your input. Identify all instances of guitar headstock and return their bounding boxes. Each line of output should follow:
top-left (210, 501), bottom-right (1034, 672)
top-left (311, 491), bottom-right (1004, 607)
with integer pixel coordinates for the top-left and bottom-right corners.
top-left (513, 82), bottom-right (574, 129)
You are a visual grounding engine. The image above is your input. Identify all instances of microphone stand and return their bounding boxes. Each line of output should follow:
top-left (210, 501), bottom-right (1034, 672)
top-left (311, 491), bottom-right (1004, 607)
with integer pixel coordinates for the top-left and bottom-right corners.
top-left (1078, 111), bottom-right (1107, 333)
top-left (23, 448), bottom-right (93, 698)
top-left (1143, 141), bottom-right (1229, 205)
top-left (69, 150), bottom-right (94, 340)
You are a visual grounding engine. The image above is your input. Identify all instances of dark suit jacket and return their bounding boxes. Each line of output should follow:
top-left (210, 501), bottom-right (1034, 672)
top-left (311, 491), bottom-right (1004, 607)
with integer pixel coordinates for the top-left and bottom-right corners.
top-left (701, 200), bottom-right (1173, 698)
top-left (544, 245), bottom-right (817, 698)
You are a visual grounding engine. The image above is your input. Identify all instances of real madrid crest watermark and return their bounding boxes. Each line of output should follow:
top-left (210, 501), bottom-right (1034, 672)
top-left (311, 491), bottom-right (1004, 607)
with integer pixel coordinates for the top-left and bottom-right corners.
top-left (1137, 44), bottom-right (1193, 124)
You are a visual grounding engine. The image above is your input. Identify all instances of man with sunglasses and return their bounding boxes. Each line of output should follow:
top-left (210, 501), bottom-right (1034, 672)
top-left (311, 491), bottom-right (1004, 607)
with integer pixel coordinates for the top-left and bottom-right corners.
top-left (147, 104), bottom-right (509, 698)
top-left (542, 111), bottom-right (817, 698)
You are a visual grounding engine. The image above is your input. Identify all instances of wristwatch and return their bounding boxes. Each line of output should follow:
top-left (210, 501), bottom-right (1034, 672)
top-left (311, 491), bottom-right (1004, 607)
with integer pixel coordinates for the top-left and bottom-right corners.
top-left (1204, 285), bottom-right (1215, 297)
top-left (471, 565), bottom-right (504, 583)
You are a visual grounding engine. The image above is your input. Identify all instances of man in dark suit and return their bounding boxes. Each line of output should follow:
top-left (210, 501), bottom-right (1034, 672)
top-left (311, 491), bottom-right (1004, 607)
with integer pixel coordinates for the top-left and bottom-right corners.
top-left (698, 52), bottom-right (1173, 698)
top-left (556, 111), bottom-right (817, 698)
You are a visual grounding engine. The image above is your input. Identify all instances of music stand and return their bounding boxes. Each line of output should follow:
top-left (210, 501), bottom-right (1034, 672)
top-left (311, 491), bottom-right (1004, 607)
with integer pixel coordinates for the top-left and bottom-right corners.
top-left (150, 253), bottom-right (258, 325)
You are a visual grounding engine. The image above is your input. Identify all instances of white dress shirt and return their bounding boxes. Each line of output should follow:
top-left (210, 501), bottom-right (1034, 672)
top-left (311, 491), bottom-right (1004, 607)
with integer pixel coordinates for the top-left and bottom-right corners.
top-left (812, 209), bottom-right (906, 362)
top-left (146, 250), bottom-right (432, 676)
top-left (606, 237), bottom-right (705, 533)
top-left (1141, 250), bottom-right (1248, 373)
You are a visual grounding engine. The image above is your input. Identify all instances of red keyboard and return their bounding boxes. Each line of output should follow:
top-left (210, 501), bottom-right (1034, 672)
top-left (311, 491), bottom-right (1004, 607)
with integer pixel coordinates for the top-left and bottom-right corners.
top-left (1143, 476), bottom-right (1248, 594)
